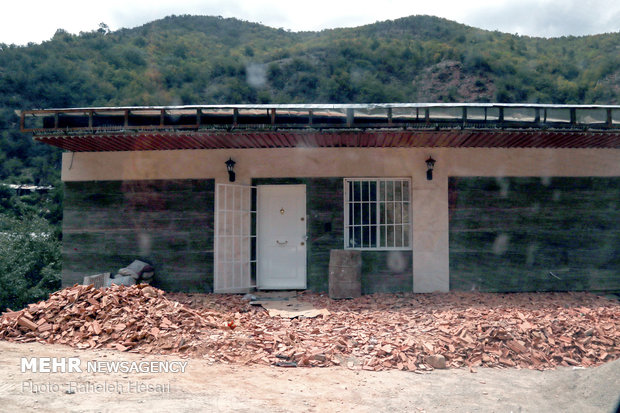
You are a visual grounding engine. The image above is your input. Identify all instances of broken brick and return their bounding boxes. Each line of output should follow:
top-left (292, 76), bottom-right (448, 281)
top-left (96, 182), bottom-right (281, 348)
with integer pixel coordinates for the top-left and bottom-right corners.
top-left (0, 287), bottom-right (618, 372)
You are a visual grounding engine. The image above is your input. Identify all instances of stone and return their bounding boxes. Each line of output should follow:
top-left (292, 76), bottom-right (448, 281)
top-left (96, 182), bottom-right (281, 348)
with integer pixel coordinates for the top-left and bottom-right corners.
top-left (141, 286), bottom-right (159, 298)
top-left (312, 353), bottom-right (327, 362)
top-left (426, 354), bottom-right (447, 369)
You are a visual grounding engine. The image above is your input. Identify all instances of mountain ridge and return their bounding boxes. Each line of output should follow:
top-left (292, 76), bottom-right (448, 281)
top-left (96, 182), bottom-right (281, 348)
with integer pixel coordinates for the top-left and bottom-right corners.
top-left (0, 13), bottom-right (619, 185)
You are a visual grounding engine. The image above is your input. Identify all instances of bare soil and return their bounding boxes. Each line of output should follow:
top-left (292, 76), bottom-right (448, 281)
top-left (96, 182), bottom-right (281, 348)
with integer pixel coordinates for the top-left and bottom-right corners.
top-left (1, 340), bottom-right (618, 413)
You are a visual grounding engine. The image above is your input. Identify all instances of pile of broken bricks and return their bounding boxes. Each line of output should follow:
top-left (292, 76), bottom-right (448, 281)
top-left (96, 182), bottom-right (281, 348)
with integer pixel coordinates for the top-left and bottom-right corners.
top-left (1, 285), bottom-right (618, 372)
top-left (0, 284), bottom-right (227, 354)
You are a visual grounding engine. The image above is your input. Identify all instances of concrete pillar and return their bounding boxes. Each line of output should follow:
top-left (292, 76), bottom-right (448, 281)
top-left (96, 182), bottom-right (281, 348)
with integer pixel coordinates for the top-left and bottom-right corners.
top-left (411, 164), bottom-right (450, 293)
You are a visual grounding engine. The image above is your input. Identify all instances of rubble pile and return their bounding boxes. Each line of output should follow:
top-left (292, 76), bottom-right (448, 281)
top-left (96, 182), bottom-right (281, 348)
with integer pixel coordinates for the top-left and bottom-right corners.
top-left (0, 284), bottom-right (228, 354)
top-left (172, 291), bottom-right (620, 371)
top-left (1, 286), bottom-right (618, 372)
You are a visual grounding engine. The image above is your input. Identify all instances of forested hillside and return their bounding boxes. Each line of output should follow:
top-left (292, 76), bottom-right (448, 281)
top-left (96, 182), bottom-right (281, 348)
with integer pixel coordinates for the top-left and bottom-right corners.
top-left (0, 14), bottom-right (619, 310)
top-left (2, 14), bottom-right (620, 185)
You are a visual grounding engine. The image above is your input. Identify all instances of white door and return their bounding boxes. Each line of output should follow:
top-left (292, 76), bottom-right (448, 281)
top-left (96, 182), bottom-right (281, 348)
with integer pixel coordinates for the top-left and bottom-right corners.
top-left (257, 185), bottom-right (307, 289)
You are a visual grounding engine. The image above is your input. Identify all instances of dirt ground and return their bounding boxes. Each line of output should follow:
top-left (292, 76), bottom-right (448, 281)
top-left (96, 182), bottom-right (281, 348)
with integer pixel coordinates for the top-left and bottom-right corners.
top-left (1, 341), bottom-right (618, 413)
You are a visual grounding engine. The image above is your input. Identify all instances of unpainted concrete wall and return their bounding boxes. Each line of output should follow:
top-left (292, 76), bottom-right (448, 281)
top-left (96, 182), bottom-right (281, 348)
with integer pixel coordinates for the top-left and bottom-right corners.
top-left (62, 179), bottom-right (214, 292)
top-left (61, 147), bottom-right (620, 292)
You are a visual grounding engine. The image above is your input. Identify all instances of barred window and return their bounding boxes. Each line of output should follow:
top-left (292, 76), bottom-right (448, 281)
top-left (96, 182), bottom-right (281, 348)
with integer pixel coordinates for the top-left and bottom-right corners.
top-left (344, 178), bottom-right (411, 250)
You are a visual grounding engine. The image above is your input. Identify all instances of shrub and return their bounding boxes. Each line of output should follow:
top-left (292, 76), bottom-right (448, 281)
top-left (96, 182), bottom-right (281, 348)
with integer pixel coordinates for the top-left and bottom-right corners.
top-left (0, 214), bottom-right (61, 312)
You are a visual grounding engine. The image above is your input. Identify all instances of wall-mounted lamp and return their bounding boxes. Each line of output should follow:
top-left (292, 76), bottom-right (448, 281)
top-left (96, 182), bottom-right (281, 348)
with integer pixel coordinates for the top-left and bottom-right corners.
top-left (425, 156), bottom-right (436, 181)
top-left (225, 158), bottom-right (236, 182)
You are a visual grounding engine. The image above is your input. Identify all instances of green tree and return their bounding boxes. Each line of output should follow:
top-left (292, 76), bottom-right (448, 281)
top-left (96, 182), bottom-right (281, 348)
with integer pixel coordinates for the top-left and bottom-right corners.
top-left (0, 214), bottom-right (61, 312)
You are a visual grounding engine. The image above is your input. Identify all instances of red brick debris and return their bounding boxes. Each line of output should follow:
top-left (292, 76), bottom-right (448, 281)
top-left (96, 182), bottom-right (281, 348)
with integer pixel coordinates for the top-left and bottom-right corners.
top-left (1, 284), bottom-right (618, 372)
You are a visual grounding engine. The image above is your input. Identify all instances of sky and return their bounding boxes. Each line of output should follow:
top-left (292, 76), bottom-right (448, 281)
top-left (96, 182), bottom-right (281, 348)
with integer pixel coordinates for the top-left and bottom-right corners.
top-left (1, 0), bottom-right (619, 45)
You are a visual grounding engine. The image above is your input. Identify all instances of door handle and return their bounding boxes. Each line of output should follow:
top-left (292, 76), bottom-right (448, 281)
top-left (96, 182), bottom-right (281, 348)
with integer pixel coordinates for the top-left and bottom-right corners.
top-left (276, 240), bottom-right (288, 246)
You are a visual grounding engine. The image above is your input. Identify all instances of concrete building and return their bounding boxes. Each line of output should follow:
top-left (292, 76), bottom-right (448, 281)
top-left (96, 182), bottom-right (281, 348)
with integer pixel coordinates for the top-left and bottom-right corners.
top-left (20, 103), bottom-right (620, 293)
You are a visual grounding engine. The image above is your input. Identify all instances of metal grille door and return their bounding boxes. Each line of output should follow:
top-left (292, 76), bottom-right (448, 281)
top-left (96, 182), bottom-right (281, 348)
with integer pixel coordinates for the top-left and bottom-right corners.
top-left (214, 184), bottom-right (257, 293)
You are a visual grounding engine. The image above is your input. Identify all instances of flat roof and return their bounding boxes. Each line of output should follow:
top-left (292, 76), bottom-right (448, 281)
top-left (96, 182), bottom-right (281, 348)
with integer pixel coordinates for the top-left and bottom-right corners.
top-left (19, 103), bottom-right (620, 151)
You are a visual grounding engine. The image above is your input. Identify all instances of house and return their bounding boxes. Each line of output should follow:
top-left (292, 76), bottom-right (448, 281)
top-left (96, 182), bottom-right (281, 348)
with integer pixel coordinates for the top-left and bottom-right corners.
top-left (20, 103), bottom-right (620, 294)
top-left (1, 183), bottom-right (53, 196)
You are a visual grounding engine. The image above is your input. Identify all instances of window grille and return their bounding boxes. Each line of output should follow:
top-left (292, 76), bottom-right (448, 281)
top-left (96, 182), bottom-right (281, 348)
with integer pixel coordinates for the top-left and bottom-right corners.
top-left (214, 183), bottom-right (257, 293)
top-left (344, 178), bottom-right (411, 250)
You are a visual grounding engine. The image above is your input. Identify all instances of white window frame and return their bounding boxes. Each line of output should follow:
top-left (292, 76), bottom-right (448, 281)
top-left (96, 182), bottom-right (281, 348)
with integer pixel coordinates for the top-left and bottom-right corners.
top-left (343, 178), bottom-right (412, 251)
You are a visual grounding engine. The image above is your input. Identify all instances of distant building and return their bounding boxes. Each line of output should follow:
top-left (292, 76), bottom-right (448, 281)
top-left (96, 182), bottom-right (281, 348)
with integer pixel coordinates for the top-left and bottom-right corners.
top-left (1, 183), bottom-right (53, 196)
top-left (20, 103), bottom-right (620, 293)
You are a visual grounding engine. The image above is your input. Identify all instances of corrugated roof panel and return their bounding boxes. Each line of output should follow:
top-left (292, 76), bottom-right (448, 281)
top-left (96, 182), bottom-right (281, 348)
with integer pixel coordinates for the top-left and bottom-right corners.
top-left (445, 132), bottom-right (468, 147)
top-left (393, 132), bottom-right (410, 147)
top-left (497, 132), bottom-right (521, 147)
top-left (33, 130), bottom-right (620, 151)
top-left (480, 131), bottom-right (508, 147)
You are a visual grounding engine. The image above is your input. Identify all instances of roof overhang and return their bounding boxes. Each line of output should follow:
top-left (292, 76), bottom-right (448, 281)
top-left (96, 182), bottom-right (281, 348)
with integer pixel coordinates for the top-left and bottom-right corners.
top-left (21, 103), bottom-right (620, 151)
top-left (32, 129), bottom-right (620, 151)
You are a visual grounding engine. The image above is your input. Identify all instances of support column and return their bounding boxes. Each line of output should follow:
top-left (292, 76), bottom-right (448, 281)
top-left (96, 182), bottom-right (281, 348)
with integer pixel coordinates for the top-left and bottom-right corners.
top-left (411, 172), bottom-right (450, 293)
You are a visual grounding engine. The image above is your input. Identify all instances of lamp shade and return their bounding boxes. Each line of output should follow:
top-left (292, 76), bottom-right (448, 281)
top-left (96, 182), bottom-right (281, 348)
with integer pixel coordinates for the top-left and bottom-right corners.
top-left (225, 158), bottom-right (236, 172)
top-left (425, 156), bottom-right (436, 171)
